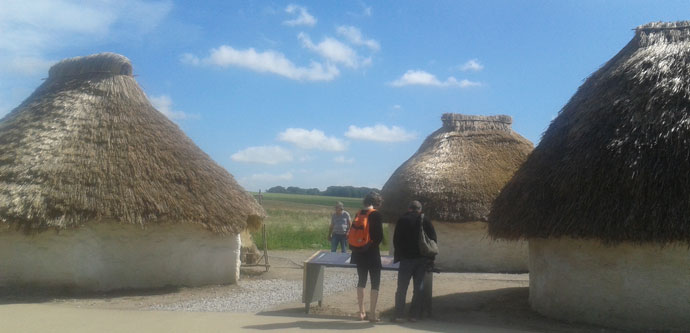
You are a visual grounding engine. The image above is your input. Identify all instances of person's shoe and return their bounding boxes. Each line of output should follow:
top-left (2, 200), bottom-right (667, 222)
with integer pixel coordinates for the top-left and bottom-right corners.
top-left (408, 317), bottom-right (418, 323)
top-left (390, 317), bottom-right (405, 323)
top-left (366, 313), bottom-right (381, 323)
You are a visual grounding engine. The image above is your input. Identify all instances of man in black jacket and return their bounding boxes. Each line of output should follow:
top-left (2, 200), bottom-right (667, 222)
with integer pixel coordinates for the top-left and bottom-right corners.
top-left (392, 200), bottom-right (437, 322)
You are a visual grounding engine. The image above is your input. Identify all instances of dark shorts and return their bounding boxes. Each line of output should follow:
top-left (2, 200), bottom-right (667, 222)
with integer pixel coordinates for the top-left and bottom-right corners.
top-left (356, 263), bottom-right (381, 290)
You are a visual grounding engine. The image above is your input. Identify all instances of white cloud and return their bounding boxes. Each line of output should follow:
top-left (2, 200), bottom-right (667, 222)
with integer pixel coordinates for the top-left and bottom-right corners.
top-left (298, 33), bottom-right (363, 68)
top-left (460, 59), bottom-right (484, 72)
top-left (336, 26), bottom-right (380, 52)
top-left (182, 46), bottom-right (339, 81)
top-left (390, 70), bottom-right (452, 87)
top-left (278, 128), bottom-right (347, 151)
top-left (149, 94), bottom-right (196, 120)
top-left (231, 146), bottom-right (294, 164)
top-left (390, 70), bottom-right (481, 88)
top-left (238, 171), bottom-right (295, 192)
top-left (345, 125), bottom-right (416, 142)
top-left (298, 155), bottom-right (315, 162)
top-left (333, 155), bottom-right (355, 164)
top-left (179, 53), bottom-right (200, 66)
top-left (0, 56), bottom-right (55, 76)
top-left (247, 172), bottom-right (294, 182)
top-left (0, 0), bottom-right (171, 76)
top-left (283, 4), bottom-right (316, 27)
top-left (347, 4), bottom-right (373, 18)
top-left (459, 79), bottom-right (482, 88)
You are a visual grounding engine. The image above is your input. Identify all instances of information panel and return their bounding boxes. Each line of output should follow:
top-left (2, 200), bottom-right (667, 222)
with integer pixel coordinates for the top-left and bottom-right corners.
top-left (304, 250), bottom-right (399, 270)
top-left (302, 250), bottom-right (431, 315)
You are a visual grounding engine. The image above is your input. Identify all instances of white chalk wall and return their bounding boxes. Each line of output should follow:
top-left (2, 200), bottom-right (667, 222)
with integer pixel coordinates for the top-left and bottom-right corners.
top-left (529, 238), bottom-right (690, 331)
top-left (0, 223), bottom-right (241, 291)
top-left (388, 221), bottom-right (528, 272)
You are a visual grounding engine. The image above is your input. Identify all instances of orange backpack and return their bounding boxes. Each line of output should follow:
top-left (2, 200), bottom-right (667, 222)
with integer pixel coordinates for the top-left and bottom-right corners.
top-left (348, 209), bottom-right (375, 251)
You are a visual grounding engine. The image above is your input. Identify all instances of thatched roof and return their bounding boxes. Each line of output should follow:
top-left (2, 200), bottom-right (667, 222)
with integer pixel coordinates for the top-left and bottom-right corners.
top-left (489, 21), bottom-right (690, 244)
top-left (0, 53), bottom-right (264, 234)
top-left (380, 113), bottom-right (533, 223)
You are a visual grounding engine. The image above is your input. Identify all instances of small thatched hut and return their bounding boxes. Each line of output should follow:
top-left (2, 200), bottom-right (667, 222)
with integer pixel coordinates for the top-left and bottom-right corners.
top-left (489, 21), bottom-right (690, 331)
top-left (380, 113), bottom-right (533, 272)
top-left (0, 53), bottom-right (264, 291)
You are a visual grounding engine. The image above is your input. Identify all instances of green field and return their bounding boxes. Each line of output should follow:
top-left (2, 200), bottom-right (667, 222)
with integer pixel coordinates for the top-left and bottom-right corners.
top-left (251, 192), bottom-right (389, 251)
top-left (255, 192), bottom-right (361, 209)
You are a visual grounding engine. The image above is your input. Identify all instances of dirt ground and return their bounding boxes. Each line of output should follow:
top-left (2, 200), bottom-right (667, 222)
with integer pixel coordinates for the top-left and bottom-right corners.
top-left (262, 251), bottom-right (608, 332)
top-left (0, 250), bottom-right (613, 332)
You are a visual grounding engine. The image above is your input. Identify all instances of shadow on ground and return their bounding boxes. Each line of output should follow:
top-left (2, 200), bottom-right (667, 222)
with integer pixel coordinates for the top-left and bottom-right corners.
top-left (244, 319), bottom-right (378, 331)
top-left (0, 285), bottom-right (180, 305)
top-left (261, 287), bottom-right (614, 333)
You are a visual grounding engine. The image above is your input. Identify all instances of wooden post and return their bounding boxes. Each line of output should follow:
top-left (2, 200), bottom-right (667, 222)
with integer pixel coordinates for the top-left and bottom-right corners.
top-left (262, 223), bottom-right (270, 272)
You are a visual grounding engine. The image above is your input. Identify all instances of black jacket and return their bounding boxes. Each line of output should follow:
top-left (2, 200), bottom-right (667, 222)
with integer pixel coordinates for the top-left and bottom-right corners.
top-left (393, 211), bottom-right (437, 263)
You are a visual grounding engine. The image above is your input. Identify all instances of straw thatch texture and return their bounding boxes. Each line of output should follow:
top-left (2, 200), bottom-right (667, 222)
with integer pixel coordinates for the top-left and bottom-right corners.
top-left (0, 53), bottom-right (264, 234)
top-left (489, 21), bottom-right (690, 244)
top-left (380, 114), bottom-right (533, 223)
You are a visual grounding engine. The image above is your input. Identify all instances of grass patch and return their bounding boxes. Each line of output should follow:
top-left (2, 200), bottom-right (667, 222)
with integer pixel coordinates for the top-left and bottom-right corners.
top-left (251, 193), bottom-right (389, 251)
top-left (252, 222), bottom-right (330, 250)
top-left (254, 192), bottom-right (362, 210)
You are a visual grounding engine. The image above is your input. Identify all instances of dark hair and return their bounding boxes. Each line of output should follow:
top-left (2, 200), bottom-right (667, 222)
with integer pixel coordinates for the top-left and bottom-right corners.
top-left (408, 200), bottom-right (422, 212)
top-left (363, 191), bottom-right (382, 207)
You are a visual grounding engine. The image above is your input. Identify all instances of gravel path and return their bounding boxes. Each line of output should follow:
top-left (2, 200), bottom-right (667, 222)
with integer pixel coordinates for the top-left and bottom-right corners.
top-left (148, 252), bottom-right (397, 313)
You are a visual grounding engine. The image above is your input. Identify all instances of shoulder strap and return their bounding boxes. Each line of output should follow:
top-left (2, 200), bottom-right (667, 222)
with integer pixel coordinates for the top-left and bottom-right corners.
top-left (361, 208), bottom-right (375, 217)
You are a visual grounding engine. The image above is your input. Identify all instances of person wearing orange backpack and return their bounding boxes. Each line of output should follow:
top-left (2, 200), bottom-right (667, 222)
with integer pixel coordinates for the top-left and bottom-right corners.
top-left (348, 191), bottom-right (384, 322)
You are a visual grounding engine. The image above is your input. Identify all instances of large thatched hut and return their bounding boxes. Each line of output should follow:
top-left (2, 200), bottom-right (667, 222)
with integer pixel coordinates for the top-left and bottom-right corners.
top-left (0, 53), bottom-right (264, 291)
top-left (380, 113), bottom-right (533, 272)
top-left (489, 22), bottom-right (690, 331)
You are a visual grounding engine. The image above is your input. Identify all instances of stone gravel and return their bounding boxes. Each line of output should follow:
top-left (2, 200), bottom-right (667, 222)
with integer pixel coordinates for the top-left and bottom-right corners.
top-left (149, 269), bottom-right (396, 313)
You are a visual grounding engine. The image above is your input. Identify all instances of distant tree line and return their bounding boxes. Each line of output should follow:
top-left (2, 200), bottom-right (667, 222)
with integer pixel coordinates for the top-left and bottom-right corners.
top-left (266, 185), bottom-right (380, 198)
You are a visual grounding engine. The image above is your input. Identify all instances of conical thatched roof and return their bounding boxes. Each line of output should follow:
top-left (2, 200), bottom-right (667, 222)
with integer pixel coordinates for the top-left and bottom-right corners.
top-left (0, 53), bottom-right (264, 234)
top-left (489, 21), bottom-right (690, 244)
top-left (380, 113), bottom-right (533, 223)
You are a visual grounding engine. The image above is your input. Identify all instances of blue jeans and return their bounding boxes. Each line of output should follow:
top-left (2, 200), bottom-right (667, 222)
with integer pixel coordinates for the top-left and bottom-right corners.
top-left (330, 233), bottom-right (348, 253)
top-left (395, 257), bottom-right (427, 319)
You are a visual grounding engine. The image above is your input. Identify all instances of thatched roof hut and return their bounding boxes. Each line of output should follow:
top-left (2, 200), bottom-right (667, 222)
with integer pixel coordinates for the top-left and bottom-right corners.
top-left (0, 52), bottom-right (263, 233)
top-left (0, 53), bottom-right (264, 290)
top-left (381, 114), bottom-right (532, 222)
top-left (488, 21), bottom-right (690, 330)
top-left (381, 113), bottom-right (533, 272)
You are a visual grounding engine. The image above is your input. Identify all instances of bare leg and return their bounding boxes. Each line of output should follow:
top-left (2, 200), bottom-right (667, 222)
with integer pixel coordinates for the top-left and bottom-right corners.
top-left (357, 287), bottom-right (365, 320)
top-left (369, 289), bottom-right (379, 322)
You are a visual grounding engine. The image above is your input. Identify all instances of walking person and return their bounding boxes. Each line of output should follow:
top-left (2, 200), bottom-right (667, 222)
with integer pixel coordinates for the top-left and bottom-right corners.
top-left (348, 191), bottom-right (384, 322)
top-left (328, 202), bottom-right (351, 253)
top-left (392, 200), bottom-right (437, 323)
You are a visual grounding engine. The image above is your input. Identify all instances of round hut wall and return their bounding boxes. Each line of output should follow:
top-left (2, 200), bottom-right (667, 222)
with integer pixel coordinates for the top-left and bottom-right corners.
top-left (387, 221), bottom-right (528, 272)
top-left (0, 223), bottom-right (241, 291)
top-left (529, 238), bottom-right (690, 330)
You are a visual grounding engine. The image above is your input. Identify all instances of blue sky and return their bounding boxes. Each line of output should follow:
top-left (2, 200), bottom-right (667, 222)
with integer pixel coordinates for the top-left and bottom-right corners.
top-left (1, 1), bottom-right (689, 192)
